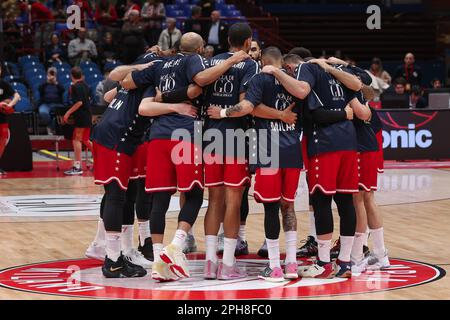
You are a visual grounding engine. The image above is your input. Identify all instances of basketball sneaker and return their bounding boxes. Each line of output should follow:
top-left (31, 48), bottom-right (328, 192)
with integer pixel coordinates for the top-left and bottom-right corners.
top-left (367, 251), bottom-right (390, 270)
top-left (152, 261), bottom-right (179, 282)
top-left (217, 262), bottom-right (247, 280)
top-left (298, 260), bottom-right (335, 278)
top-left (64, 167), bottom-right (83, 175)
top-left (217, 233), bottom-right (224, 255)
top-left (330, 239), bottom-right (340, 259)
top-left (123, 248), bottom-right (152, 269)
top-left (257, 240), bottom-right (268, 258)
top-left (102, 255), bottom-right (147, 278)
top-left (351, 257), bottom-right (368, 274)
top-left (182, 234), bottom-right (198, 254)
top-left (235, 237), bottom-right (249, 256)
top-left (259, 265), bottom-right (285, 282)
top-left (333, 259), bottom-right (352, 278)
top-left (160, 243), bottom-right (190, 278)
top-left (203, 260), bottom-right (218, 280)
top-left (138, 237), bottom-right (154, 261)
top-left (284, 262), bottom-right (299, 279)
top-left (296, 236), bottom-right (318, 258)
top-left (85, 242), bottom-right (106, 261)
top-left (0, 168), bottom-right (6, 175)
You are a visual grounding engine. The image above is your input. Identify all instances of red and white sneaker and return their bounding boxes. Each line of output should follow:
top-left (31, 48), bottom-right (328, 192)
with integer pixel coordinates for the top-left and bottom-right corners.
top-left (298, 260), bottom-right (335, 278)
top-left (284, 262), bottom-right (298, 279)
top-left (160, 244), bottom-right (190, 278)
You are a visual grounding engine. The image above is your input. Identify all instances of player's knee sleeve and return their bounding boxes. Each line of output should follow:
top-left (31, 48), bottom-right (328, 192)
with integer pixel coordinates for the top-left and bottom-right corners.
top-left (179, 186), bottom-right (204, 226)
top-left (103, 181), bottom-right (126, 232)
top-left (333, 193), bottom-right (356, 236)
top-left (100, 194), bottom-right (106, 220)
top-left (150, 191), bottom-right (172, 235)
top-left (122, 179), bottom-right (137, 225)
top-left (264, 202), bottom-right (280, 240)
top-left (240, 186), bottom-right (250, 223)
top-left (312, 191), bottom-right (333, 235)
top-left (136, 178), bottom-right (152, 220)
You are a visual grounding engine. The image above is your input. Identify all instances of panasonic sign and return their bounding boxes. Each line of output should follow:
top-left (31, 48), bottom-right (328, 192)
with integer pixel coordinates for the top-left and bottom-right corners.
top-left (382, 124), bottom-right (432, 149)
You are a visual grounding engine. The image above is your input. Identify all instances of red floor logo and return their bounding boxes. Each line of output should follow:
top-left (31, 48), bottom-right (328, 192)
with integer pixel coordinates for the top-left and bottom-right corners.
top-left (0, 254), bottom-right (444, 299)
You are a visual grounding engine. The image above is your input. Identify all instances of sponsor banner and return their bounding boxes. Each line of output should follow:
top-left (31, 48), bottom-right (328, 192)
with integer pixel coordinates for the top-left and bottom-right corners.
top-left (378, 109), bottom-right (450, 160)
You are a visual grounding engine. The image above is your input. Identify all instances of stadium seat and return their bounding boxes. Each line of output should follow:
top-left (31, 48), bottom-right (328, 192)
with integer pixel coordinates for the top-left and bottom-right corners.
top-left (80, 61), bottom-right (99, 70)
top-left (85, 74), bottom-right (102, 85)
top-left (104, 61), bottom-right (122, 71)
top-left (190, 0), bottom-right (200, 4)
top-left (32, 89), bottom-right (40, 104)
top-left (52, 61), bottom-right (71, 70)
top-left (4, 62), bottom-right (20, 77)
top-left (58, 74), bottom-right (72, 87)
top-left (11, 82), bottom-right (28, 94)
top-left (167, 9), bottom-right (185, 17)
top-left (14, 97), bottom-right (32, 112)
top-left (227, 10), bottom-right (242, 17)
top-left (3, 75), bottom-right (18, 83)
top-left (18, 55), bottom-right (40, 66)
top-left (55, 23), bottom-right (69, 32)
top-left (176, 0), bottom-right (189, 4)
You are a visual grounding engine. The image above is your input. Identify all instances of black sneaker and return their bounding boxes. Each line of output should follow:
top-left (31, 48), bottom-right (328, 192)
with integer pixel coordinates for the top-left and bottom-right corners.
top-left (296, 236), bottom-right (318, 258)
top-left (363, 245), bottom-right (370, 258)
top-left (257, 240), bottom-right (268, 258)
top-left (0, 168), bottom-right (6, 175)
top-left (138, 237), bottom-right (154, 262)
top-left (330, 239), bottom-right (341, 260)
top-left (64, 167), bottom-right (83, 176)
top-left (102, 254), bottom-right (147, 278)
top-left (235, 237), bottom-right (249, 256)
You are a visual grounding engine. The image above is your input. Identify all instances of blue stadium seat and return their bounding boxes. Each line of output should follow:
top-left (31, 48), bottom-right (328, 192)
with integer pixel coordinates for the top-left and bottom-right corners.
top-left (176, 0), bottom-right (189, 4)
top-left (227, 10), bottom-right (242, 17)
top-left (85, 74), bottom-right (102, 85)
top-left (28, 75), bottom-right (46, 89)
top-left (18, 55), bottom-right (40, 66)
top-left (52, 61), bottom-right (71, 70)
top-left (11, 82), bottom-right (27, 93)
top-left (166, 4), bottom-right (180, 11)
top-left (167, 9), bottom-right (185, 17)
top-left (14, 97), bottom-right (32, 112)
top-left (55, 22), bottom-right (69, 32)
top-left (80, 60), bottom-right (100, 70)
top-left (32, 89), bottom-right (40, 104)
top-left (63, 89), bottom-right (70, 105)
top-left (58, 74), bottom-right (72, 87)
top-left (3, 75), bottom-right (17, 83)
top-left (4, 62), bottom-right (20, 77)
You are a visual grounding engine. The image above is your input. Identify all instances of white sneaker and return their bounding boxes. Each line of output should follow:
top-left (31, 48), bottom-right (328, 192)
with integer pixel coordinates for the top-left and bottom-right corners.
top-left (123, 248), bottom-right (153, 269)
top-left (160, 243), bottom-right (190, 278)
top-left (152, 261), bottom-right (179, 282)
top-left (367, 251), bottom-right (390, 270)
top-left (351, 257), bottom-right (369, 274)
top-left (85, 242), bottom-right (106, 261)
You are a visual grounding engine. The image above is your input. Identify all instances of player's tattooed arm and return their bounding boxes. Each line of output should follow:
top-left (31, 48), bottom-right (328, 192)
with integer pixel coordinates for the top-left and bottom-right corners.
top-left (281, 201), bottom-right (297, 232)
top-left (252, 103), bottom-right (297, 125)
top-left (262, 66), bottom-right (311, 100)
top-left (139, 98), bottom-right (198, 118)
top-left (207, 100), bottom-right (254, 119)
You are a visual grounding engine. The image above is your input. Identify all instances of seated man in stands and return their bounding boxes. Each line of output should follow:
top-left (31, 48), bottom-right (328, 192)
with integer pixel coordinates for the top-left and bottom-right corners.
top-left (409, 86), bottom-right (427, 108)
top-left (37, 67), bottom-right (65, 134)
top-left (68, 28), bottom-right (98, 66)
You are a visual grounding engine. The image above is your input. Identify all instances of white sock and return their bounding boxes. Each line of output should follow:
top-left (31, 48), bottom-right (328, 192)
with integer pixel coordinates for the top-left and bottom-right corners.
top-left (218, 223), bottom-right (224, 235)
top-left (138, 221), bottom-right (151, 246)
top-left (284, 231), bottom-right (297, 264)
top-left (223, 237), bottom-right (237, 266)
top-left (238, 225), bottom-right (246, 241)
top-left (351, 232), bottom-right (365, 262)
top-left (266, 238), bottom-right (281, 269)
top-left (370, 227), bottom-right (386, 258)
top-left (153, 243), bottom-right (163, 263)
top-left (338, 236), bottom-right (354, 262)
top-left (93, 219), bottom-right (106, 244)
top-left (363, 227), bottom-right (369, 247)
top-left (74, 161), bottom-right (81, 169)
top-left (188, 228), bottom-right (194, 236)
top-left (205, 235), bottom-right (218, 263)
top-left (171, 229), bottom-right (187, 248)
top-left (317, 239), bottom-right (331, 263)
top-left (121, 225), bottom-right (134, 254)
top-left (105, 233), bottom-right (121, 262)
top-left (309, 211), bottom-right (316, 239)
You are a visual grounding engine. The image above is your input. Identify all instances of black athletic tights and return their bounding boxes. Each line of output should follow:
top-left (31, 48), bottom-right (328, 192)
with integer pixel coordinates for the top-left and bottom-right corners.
top-left (311, 192), bottom-right (356, 236)
top-left (264, 202), bottom-right (281, 240)
top-left (240, 186), bottom-right (250, 223)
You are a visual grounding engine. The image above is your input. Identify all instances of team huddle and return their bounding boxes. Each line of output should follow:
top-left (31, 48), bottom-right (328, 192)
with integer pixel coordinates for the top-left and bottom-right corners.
top-left (85, 22), bottom-right (390, 283)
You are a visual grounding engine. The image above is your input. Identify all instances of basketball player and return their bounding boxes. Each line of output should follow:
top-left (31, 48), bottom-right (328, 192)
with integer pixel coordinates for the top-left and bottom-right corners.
top-left (202, 23), bottom-right (259, 280)
top-left (63, 67), bottom-right (93, 176)
top-left (0, 64), bottom-right (21, 175)
top-left (262, 59), bottom-right (371, 278)
top-left (123, 32), bottom-right (250, 281)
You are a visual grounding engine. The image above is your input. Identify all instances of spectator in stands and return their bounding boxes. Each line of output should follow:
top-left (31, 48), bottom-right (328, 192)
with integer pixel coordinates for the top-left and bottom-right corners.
top-left (185, 5), bottom-right (205, 35)
top-left (63, 67), bottom-right (93, 176)
top-left (249, 40), bottom-right (262, 65)
top-left (409, 85), bottom-right (427, 109)
top-left (51, 0), bottom-right (67, 20)
top-left (288, 47), bottom-right (312, 59)
top-left (99, 32), bottom-right (119, 66)
top-left (141, 0), bottom-right (166, 47)
top-left (68, 28), bottom-right (98, 66)
top-left (73, 0), bottom-right (94, 21)
top-left (37, 67), bottom-right (65, 134)
top-left (123, 0), bottom-right (142, 20)
top-left (393, 52), bottom-right (422, 90)
top-left (96, 67), bottom-right (118, 107)
top-left (205, 10), bottom-right (229, 55)
top-left (431, 78), bottom-right (443, 89)
top-left (30, 0), bottom-right (55, 50)
top-left (392, 77), bottom-right (407, 95)
top-left (158, 18), bottom-right (182, 52)
top-left (3, 14), bottom-right (21, 61)
top-left (203, 45), bottom-right (215, 59)
top-left (0, 64), bottom-right (21, 175)
top-left (45, 33), bottom-right (67, 66)
top-left (200, 0), bottom-right (215, 18)
top-left (121, 10), bottom-right (148, 64)
top-left (369, 57), bottom-right (391, 84)
top-left (95, 0), bottom-right (119, 26)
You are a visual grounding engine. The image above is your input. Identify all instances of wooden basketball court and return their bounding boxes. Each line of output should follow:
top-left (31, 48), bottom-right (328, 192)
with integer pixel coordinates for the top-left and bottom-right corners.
top-left (0, 161), bottom-right (449, 300)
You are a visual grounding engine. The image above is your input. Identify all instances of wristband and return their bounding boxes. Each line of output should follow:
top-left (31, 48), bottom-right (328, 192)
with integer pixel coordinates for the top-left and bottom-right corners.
top-left (220, 108), bottom-right (228, 118)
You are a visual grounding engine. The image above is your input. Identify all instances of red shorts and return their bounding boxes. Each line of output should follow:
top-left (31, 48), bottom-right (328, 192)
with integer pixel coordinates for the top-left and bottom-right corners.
top-left (301, 136), bottom-right (308, 172)
top-left (204, 153), bottom-right (250, 188)
top-left (130, 142), bottom-right (148, 180)
top-left (307, 151), bottom-right (359, 195)
top-left (376, 131), bottom-right (384, 173)
top-left (254, 167), bottom-right (301, 203)
top-left (73, 127), bottom-right (91, 143)
top-left (146, 139), bottom-right (204, 193)
top-left (93, 142), bottom-right (133, 190)
top-left (0, 123), bottom-right (9, 142)
top-left (358, 151), bottom-right (378, 192)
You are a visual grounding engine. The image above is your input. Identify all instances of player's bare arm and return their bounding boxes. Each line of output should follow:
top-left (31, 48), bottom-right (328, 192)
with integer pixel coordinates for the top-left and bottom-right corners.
top-left (139, 98), bottom-right (197, 118)
top-left (310, 59), bottom-right (362, 92)
top-left (63, 101), bottom-right (83, 123)
top-left (252, 103), bottom-right (297, 125)
top-left (349, 97), bottom-right (371, 121)
top-left (207, 99), bottom-right (254, 119)
top-left (262, 66), bottom-right (311, 100)
top-left (7, 92), bottom-right (21, 107)
top-left (109, 62), bottom-right (154, 82)
top-left (158, 84), bottom-right (203, 103)
top-left (104, 88), bottom-right (118, 104)
top-left (193, 50), bottom-right (250, 87)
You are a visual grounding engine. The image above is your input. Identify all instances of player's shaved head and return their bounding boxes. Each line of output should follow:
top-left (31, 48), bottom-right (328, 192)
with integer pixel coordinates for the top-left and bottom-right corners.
top-left (180, 32), bottom-right (204, 53)
top-left (283, 54), bottom-right (303, 65)
top-left (262, 46), bottom-right (283, 62)
top-left (289, 47), bottom-right (312, 59)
